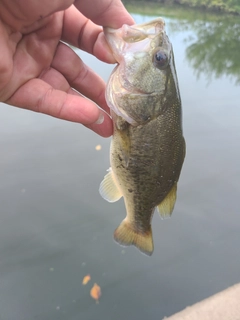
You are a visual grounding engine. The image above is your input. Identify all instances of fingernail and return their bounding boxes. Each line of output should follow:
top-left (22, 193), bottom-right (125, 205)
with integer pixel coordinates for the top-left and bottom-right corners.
top-left (95, 113), bottom-right (104, 125)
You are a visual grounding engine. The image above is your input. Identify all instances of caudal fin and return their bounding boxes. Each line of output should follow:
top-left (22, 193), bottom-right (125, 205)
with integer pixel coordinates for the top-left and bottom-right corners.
top-left (113, 219), bottom-right (153, 256)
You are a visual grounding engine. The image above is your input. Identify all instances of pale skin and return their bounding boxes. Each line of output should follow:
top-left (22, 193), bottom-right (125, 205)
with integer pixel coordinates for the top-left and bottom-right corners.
top-left (0, 0), bottom-right (134, 137)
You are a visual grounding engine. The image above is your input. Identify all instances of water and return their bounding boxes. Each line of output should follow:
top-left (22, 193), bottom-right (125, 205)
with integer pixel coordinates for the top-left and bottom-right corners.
top-left (0, 8), bottom-right (240, 320)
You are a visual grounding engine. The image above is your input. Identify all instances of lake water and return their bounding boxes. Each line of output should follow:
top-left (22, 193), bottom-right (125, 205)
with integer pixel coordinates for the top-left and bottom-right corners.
top-left (0, 7), bottom-right (240, 320)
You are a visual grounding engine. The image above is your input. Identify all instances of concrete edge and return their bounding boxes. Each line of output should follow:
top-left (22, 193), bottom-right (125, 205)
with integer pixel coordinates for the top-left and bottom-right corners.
top-left (163, 283), bottom-right (240, 320)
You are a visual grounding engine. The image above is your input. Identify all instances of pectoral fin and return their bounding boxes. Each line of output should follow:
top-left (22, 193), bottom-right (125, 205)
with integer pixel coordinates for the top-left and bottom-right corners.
top-left (99, 168), bottom-right (122, 203)
top-left (157, 183), bottom-right (177, 219)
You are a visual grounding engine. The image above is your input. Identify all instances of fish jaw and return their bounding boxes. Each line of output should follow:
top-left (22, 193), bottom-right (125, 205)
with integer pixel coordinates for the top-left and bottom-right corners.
top-left (104, 18), bottom-right (166, 62)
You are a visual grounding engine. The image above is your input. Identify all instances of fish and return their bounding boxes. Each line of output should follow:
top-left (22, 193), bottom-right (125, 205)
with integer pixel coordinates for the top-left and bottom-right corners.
top-left (99, 18), bottom-right (185, 256)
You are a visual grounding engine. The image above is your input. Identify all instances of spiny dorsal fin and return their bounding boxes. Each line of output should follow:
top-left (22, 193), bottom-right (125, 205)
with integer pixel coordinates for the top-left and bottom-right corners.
top-left (114, 219), bottom-right (153, 256)
top-left (157, 183), bottom-right (177, 219)
top-left (99, 168), bottom-right (122, 203)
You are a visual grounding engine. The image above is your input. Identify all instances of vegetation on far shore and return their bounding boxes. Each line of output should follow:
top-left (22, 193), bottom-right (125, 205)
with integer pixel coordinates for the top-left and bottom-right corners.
top-left (123, 0), bottom-right (240, 15)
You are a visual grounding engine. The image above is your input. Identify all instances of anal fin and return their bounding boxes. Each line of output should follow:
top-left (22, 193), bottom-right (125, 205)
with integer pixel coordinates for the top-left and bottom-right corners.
top-left (157, 183), bottom-right (177, 219)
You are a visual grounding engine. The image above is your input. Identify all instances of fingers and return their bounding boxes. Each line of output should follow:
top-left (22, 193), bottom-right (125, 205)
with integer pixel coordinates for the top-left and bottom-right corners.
top-left (74, 0), bottom-right (134, 28)
top-left (62, 6), bottom-right (115, 63)
top-left (39, 65), bottom-right (71, 92)
top-left (33, 42), bottom-right (113, 137)
top-left (62, 4), bottom-right (134, 63)
top-left (0, 0), bottom-right (74, 27)
top-left (50, 42), bottom-right (110, 115)
top-left (0, 12), bottom-right (63, 101)
top-left (6, 78), bottom-right (113, 137)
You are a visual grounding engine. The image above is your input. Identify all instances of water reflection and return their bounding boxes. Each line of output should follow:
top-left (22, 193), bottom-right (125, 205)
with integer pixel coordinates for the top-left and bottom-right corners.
top-left (169, 16), bottom-right (240, 84)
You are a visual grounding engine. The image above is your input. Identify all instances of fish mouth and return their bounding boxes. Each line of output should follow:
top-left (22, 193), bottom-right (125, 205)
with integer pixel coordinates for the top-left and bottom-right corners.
top-left (104, 18), bottom-right (165, 63)
top-left (104, 26), bottom-right (145, 62)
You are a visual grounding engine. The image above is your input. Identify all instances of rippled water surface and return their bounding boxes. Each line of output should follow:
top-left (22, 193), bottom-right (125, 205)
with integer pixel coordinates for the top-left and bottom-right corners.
top-left (0, 8), bottom-right (240, 320)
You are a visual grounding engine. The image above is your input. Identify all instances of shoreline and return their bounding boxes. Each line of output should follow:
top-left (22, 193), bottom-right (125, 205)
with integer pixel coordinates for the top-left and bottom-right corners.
top-left (123, 0), bottom-right (240, 16)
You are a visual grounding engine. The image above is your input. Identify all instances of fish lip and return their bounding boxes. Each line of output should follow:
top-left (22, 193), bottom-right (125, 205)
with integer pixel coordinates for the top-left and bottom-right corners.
top-left (103, 18), bottom-right (166, 63)
top-left (103, 26), bottom-right (127, 62)
top-left (104, 27), bottom-right (120, 62)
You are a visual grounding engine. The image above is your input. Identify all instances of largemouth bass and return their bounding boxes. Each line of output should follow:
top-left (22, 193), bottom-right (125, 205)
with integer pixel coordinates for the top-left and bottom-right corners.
top-left (100, 18), bottom-right (185, 256)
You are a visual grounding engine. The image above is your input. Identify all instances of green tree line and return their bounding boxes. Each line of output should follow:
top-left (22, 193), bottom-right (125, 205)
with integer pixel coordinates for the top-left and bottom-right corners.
top-left (123, 0), bottom-right (240, 14)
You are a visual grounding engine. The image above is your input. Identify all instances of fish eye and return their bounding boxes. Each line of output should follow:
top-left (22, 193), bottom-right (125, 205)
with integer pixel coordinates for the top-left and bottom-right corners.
top-left (153, 50), bottom-right (169, 69)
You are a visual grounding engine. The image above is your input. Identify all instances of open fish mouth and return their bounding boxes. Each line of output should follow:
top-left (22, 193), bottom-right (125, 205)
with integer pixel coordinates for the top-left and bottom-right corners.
top-left (104, 18), bottom-right (166, 62)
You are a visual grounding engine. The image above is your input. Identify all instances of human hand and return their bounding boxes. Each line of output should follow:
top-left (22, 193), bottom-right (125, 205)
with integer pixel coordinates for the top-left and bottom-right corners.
top-left (0, 0), bottom-right (134, 137)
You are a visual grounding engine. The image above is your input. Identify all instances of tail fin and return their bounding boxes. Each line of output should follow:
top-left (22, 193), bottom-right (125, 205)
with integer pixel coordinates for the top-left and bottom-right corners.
top-left (113, 219), bottom-right (153, 256)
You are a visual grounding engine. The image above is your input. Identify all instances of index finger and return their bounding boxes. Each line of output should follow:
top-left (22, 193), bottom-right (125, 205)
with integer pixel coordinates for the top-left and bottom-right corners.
top-left (74, 0), bottom-right (134, 28)
top-left (62, 6), bottom-right (115, 63)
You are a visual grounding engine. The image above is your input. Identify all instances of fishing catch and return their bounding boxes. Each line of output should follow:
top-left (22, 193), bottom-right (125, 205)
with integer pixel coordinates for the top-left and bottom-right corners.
top-left (99, 18), bottom-right (185, 256)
